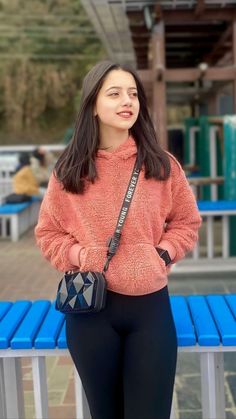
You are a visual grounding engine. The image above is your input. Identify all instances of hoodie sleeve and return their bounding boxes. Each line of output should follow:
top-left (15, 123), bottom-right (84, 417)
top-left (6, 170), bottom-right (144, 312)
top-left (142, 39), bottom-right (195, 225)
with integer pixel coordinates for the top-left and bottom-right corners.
top-left (160, 156), bottom-right (202, 264)
top-left (35, 173), bottom-right (83, 272)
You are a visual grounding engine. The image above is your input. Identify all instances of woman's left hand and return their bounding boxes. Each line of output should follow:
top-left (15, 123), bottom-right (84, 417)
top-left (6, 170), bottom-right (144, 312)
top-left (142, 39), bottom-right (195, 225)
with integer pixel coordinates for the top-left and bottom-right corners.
top-left (157, 239), bottom-right (177, 262)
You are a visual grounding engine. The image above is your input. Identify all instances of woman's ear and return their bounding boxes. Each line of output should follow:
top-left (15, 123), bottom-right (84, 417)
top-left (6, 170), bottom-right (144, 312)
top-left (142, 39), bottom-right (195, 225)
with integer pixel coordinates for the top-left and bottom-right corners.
top-left (93, 106), bottom-right (97, 117)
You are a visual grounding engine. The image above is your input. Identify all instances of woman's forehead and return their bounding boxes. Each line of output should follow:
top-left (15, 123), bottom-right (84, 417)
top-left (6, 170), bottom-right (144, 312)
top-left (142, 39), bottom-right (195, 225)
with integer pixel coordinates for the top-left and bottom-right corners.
top-left (101, 69), bottom-right (137, 90)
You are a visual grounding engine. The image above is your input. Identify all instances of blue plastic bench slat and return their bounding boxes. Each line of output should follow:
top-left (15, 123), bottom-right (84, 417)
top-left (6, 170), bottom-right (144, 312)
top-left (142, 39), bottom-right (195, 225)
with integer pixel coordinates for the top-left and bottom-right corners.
top-left (170, 296), bottom-right (196, 346)
top-left (187, 296), bottom-right (220, 346)
top-left (225, 295), bottom-right (236, 320)
top-left (0, 302), bottom-right (12, 321)
top-left (10, 301), bottom-right (51, 349)
top-left (34, 303), bottom-right (65, 349)
top-left (1, 295), bottom-right (236, 351)
top-left (197, 200), bottom-right (236, 211)
top-left (207, 295), bottom-right (236, 345)
top-left (0, 202), bottom-right (31, 214)
top-left (0, 301), bottom-right (32, 349)
top-left (31, 196), bottom-right (42, 202)
top-left (57, 319), bottom-right (67, 349)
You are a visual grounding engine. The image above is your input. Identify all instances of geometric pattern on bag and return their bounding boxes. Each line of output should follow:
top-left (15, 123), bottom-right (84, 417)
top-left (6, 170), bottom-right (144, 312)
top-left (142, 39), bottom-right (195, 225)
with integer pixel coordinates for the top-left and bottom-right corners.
top-left (55, 271), bottom-right (107, 313)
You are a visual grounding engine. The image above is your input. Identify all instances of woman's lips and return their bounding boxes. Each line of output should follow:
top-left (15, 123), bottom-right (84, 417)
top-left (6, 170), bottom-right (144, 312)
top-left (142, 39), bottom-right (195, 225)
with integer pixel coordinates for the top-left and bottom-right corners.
top-left (117, 112), bottom-right (133, 119)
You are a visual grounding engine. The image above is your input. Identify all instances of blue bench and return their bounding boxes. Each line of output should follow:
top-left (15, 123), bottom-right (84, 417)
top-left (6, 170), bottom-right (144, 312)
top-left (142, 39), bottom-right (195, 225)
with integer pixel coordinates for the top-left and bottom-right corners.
top-left (0, 197), bottom-right (41, 241)
top-left (197, 200), bottom-right (236, 212)
top-left (0, 295), bottom-right (236, 419)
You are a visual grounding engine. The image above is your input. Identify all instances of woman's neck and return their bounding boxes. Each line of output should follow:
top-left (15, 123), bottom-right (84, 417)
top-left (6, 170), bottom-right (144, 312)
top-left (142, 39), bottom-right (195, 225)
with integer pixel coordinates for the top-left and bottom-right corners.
top-left (98, 129), bottom-right (129, 151)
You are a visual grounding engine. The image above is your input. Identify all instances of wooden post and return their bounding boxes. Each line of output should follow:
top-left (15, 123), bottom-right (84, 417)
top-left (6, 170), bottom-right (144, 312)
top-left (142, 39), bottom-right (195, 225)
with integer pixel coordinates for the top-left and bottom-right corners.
top-left (208, 94), bottom-right (218, 115)
top-left (152, 21), bottom-right (168, 149)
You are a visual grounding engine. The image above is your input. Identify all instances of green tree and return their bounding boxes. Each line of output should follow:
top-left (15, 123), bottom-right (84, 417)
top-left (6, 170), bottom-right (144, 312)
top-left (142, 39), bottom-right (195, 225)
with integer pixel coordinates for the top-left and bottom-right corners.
top-left (0, 0), bottom-right (107, 144)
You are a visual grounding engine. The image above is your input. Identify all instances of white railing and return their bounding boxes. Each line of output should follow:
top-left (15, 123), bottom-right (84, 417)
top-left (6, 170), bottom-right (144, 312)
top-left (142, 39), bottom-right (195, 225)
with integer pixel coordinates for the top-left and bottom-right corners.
top-left (193, 209), bottom-right (236, 259)
top-left (0, 155), bottom-right (17, 197)
top-left (0, 347), bottom-right (232, 419)
top-left (0, 144), bottom-right (65, 153)
top-left (0, 145), bottom-right (64, 179)
top-left (0, 180), bottom-right (13, 199)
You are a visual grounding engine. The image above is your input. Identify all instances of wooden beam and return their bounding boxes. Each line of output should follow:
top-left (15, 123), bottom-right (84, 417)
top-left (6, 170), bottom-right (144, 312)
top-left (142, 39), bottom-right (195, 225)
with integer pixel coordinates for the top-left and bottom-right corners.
top-left (156, 9), bottom-right (236, 23)
top-left (167, 67), bottom-right (236, 81)
top-left (208, 94), bottom-right (218, 115)
top-left (166, 26), bottom-right (223, 34)
top-left (166, 33), bottom-right (221, 40)
top-left (133, 44), bottom-right (148, 50)
top-left (203, 24), bottom-right (232, 65)
top-left (195, 0), bottom-right (205, 17)
top-left (138, 69), bottom-right (152, 83)
top-left (128, 8), bottom-right (236, 21)
top-left (201, 66), bottom-right (236, 81)
top-left (166, 69), bottom-right (200, 82)
top-left (129, 25), bottom-right (148, 33)
top-left (166, 43), bottom-right (221, 50)
top-left (139, 66), bottom-right (236, 82)
top-left (139, 75), bottom-right (234, 108)
top-left (132, 33), bottom-right (150, 39)
top-left (152, 21), bottom-right (168, 149)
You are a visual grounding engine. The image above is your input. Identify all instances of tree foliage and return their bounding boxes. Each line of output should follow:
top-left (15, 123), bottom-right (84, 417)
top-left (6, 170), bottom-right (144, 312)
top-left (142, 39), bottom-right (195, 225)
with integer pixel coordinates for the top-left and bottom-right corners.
top-left (0, 0), bottom-right (107, 144)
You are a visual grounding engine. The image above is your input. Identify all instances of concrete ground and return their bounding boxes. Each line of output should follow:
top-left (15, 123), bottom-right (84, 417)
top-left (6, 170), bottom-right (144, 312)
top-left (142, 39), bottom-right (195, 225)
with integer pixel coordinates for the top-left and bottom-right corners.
top-left (0, 227), bottom-right (236, 419)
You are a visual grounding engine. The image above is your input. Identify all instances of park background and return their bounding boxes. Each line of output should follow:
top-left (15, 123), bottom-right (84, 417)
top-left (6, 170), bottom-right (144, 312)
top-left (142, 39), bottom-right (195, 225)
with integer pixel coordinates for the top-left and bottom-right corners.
top-left (0, 1), bottom-right (236, 419)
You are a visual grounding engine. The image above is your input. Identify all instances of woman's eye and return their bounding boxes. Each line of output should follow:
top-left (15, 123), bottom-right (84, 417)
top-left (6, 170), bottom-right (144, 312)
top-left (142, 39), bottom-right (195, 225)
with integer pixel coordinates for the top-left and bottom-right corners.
top-left (108, 91), bottom-right (138, 97)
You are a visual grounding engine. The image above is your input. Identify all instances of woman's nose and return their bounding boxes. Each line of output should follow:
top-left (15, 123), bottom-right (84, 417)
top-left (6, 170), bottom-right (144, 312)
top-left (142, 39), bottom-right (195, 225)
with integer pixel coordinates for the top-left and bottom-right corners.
top-left (121, 93), bottom-right (132, 106)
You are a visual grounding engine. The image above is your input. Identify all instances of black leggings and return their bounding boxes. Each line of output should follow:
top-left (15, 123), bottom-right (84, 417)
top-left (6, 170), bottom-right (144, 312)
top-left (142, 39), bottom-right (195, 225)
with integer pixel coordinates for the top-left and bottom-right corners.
top-left (66, 285), bottom-right (177, 419)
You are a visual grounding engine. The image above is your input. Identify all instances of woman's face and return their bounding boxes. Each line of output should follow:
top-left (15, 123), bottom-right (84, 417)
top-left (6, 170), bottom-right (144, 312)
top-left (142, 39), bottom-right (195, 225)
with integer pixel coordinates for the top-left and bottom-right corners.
top-left (94, 69), bottom-right (140, 135)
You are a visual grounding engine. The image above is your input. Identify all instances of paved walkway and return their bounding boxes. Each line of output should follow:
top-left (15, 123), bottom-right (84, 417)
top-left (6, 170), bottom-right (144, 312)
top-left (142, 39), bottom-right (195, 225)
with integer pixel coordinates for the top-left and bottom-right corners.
top-left (0, 228), bottom-right (236, 419)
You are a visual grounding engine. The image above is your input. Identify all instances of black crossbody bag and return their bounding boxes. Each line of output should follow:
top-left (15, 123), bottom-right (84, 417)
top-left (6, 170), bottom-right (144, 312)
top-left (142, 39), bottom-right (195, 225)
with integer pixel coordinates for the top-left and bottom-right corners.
top-left (55, 158), bottom-right (140, 314)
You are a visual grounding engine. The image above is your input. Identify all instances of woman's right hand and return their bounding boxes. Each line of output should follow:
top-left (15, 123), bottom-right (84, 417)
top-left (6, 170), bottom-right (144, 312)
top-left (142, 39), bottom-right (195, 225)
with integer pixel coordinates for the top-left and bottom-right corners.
top-left (68, 244), bottom-right (85, 268)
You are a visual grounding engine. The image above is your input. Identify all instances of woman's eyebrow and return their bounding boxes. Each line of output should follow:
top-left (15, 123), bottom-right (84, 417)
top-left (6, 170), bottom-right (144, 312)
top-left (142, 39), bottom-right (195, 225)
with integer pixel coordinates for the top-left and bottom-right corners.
top-left (105, 86), bottom-right (137, 92)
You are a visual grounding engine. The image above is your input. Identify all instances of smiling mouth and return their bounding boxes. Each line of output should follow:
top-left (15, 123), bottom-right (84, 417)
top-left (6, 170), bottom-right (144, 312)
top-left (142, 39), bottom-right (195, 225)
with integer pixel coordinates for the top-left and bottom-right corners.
top-left (117, 112), bottom-right (133, 117)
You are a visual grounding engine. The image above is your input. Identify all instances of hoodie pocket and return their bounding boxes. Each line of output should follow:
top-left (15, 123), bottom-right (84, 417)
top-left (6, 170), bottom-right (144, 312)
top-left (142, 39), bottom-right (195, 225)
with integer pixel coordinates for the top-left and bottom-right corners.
top-left (105, 243), bottom-right (167, 289)
top-left (133, 243), bottom-right (167, 278)
top-left (78, 243), bottom-right (167, 294)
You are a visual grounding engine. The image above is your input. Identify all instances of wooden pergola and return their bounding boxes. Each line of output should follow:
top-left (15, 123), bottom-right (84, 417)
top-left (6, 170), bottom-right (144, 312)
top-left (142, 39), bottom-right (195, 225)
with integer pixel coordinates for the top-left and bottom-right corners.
top-left (81, 0), bottom-right (236, 148)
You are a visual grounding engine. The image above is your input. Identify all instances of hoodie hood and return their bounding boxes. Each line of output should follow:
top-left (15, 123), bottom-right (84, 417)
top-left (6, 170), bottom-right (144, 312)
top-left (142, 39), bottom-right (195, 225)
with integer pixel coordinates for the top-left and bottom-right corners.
top-left (96, 135), bottom-right (137, 160)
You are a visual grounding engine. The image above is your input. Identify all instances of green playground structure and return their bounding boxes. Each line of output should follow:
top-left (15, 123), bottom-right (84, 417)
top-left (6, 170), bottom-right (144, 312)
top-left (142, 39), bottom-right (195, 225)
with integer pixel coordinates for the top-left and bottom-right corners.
top-left (184, 115), bottom-right (236, 255)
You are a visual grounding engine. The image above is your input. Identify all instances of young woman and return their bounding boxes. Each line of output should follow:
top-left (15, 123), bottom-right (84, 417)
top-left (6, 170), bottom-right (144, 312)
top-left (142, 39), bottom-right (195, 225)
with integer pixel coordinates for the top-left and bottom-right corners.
top-left (35, 61), bottom-right (202, 419)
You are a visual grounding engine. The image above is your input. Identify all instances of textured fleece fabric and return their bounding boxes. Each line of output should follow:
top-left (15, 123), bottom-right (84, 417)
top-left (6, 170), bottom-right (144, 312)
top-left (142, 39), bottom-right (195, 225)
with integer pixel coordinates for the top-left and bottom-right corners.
top-left (35, 136), bottom-right (202, 295)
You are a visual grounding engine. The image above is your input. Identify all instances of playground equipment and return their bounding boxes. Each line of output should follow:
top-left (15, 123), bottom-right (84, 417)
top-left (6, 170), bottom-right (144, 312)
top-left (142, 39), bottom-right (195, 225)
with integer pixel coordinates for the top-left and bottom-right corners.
top-left (184, 116), bottom-right (225, 201)
top-left (184, 115), bottom-right (236, 255)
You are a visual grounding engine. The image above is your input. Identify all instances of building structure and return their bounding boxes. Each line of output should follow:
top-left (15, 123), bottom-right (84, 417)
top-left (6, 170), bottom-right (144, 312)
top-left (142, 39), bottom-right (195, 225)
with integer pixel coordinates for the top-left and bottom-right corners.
top-left (81, 0), bottom-right (236, 148)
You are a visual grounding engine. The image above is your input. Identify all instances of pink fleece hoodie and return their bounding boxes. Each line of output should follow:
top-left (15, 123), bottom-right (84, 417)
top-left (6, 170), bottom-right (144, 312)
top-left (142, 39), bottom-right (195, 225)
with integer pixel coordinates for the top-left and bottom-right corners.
top-left (35, 136), bottom-right (201, 295)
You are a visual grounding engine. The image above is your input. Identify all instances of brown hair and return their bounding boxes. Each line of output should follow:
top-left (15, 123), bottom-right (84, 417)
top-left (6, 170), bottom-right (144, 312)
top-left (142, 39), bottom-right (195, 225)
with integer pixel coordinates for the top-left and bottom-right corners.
top-left (55, 60), bottom-right (170, 194)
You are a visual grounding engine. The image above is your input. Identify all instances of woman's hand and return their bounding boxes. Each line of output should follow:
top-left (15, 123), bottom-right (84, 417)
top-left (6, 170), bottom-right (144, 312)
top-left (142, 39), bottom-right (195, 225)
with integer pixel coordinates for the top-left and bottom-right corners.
top-left (157, 240), bottom-right (177, 262)
top-left (68, 244), bottom-right (85, 268)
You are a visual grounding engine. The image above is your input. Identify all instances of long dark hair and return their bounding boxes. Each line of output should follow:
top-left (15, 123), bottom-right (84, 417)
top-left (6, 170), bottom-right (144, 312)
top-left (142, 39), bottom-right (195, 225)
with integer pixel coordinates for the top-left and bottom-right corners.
top-left (55, 60), bottom-right (171, 194)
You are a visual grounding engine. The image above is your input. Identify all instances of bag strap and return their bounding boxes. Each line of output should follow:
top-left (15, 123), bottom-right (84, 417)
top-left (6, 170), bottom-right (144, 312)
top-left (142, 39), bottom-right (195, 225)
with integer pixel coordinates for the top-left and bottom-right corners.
top-left (103, 157), bottom-right (140, 273)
